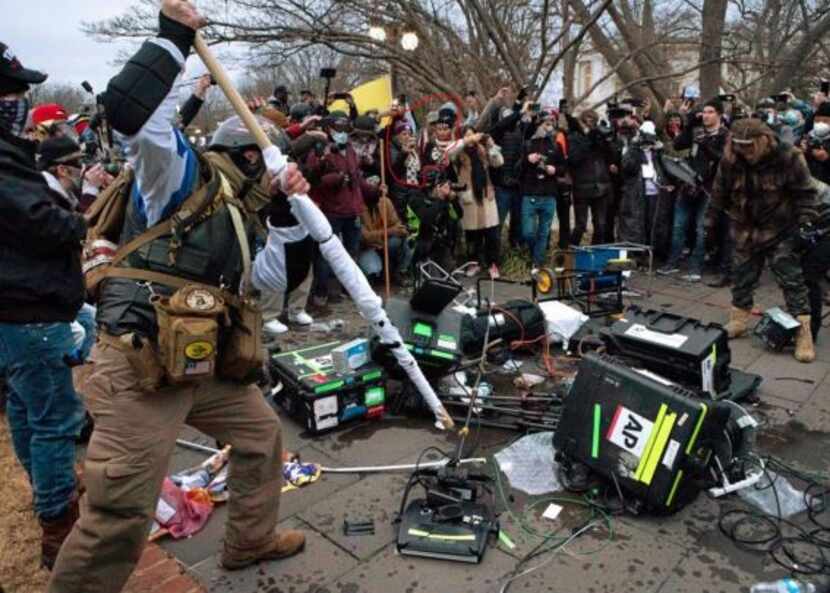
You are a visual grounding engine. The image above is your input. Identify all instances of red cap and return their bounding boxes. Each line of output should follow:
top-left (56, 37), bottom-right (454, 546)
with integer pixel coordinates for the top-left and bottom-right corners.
top-left (31, 103), bottom-right (68, 126)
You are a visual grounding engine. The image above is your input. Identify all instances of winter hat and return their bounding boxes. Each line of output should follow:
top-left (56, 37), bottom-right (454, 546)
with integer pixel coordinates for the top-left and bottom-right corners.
top-left (393, 120), bottom-right (412, 135)
top-left (437, 107), bottom-right (456, 126)
top-left (353, 115), bottom-right (377, 135)
top-left (426, 110), bottom-right (439, 125)
top-left (730, 118), bottom-right (771, 144)
top-left (38, 135), bottom-right (84, 170)
top-left (639, 121), bottom-right (657, 136)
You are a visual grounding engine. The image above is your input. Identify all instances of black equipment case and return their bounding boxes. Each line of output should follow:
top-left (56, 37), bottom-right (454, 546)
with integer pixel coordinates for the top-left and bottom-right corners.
top-left (379, 297), bottom-right (465, 377)
top-left (554, 353), bottom-right (730, 513)
top-left (270, 341), bottom-right (386, 434)
top-left (601, 306), bottom-right (731, 397)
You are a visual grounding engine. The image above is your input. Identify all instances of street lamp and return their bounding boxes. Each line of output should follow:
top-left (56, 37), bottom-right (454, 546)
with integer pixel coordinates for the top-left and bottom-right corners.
top-left (366, 23), bottom-right (419, 94)
top-left (368, 25), bottom-right (387, 42)
top-left (400, 31), bottom-right (419, 51)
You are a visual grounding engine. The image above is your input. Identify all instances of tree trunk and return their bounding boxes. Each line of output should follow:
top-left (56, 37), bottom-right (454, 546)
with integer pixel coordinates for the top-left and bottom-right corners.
top-left (699, 0), bottom-right (728, 101)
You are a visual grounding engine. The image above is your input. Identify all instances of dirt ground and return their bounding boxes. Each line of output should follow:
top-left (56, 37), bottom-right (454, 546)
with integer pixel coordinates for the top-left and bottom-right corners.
top-left (0, 416), bottom-right (50, 593)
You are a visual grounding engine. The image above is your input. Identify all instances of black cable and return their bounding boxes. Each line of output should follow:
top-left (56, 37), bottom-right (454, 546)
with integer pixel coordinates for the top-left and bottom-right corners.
top-left (717, 453), bottom-right (830, 576)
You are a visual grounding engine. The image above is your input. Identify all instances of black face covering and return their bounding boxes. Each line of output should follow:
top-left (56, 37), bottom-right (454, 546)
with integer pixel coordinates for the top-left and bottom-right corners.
top-left (229, 148), bottom-right (264, 179)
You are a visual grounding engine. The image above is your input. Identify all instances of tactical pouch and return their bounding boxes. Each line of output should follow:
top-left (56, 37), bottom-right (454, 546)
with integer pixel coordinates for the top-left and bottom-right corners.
top-left (218, 299), bottom-right (264, 383)
top-left (151, 285), bottom-right (226, 384)
top-left (113, 333), bottom-right (166, 393)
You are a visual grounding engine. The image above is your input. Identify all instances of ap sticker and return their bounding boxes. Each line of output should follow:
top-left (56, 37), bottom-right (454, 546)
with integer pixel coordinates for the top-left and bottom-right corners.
top-left (606, 405), bottom-right (655, 459)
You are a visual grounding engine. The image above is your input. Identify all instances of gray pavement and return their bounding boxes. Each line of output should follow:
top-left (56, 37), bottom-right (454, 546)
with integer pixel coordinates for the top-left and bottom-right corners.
top-left (159, 272), bottom-right (830, 593)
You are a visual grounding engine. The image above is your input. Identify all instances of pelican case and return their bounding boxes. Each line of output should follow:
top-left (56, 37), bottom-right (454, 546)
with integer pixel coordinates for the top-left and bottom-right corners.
top-left (554, 353), bottom-right (730, 513)
top-left (270, 341), bottom-right (386, 434)
top-left (601, 306), bottom-right (731, 397)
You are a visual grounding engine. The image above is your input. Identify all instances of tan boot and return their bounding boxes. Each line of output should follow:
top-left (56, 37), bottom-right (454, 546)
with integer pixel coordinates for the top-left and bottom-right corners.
top-left (724, 307), bottom-right (752, 339)
top-left (220, 529), bottom-right (306, 570)
top-left (795, 315), bottom-right (816, 363)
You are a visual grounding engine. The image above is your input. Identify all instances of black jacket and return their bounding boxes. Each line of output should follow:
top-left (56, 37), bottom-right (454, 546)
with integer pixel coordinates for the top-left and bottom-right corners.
top-left (673, 118), bottom-right (727, 189)
top-left (0, 127), bottom-right (86, 322)
top-left (517, 135), bottom-right (565, 197)
top-left (568, 128), bottom-right (616, 199)
top-left (487, 107), bottom-right (524, 188)
top-left (807, 154), bottom-right (830, 185)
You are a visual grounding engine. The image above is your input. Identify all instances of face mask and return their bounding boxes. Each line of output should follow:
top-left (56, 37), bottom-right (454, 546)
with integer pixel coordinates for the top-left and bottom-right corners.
top-left (66, 167), bottom-right (82, 197)
top-left (0, 96), bottom-right (30, 136)
top-left (332, 131), bottom-right (349, 146)
top-left (230, 149), bottom-right (264, 179)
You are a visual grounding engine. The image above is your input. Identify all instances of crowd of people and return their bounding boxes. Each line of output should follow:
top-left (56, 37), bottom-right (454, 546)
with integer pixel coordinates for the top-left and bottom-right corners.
top-left (1, 0), bottom-right (830, 590)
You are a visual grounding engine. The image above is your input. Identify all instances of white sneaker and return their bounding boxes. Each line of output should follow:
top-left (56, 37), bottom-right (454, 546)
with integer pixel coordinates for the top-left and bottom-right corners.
top-left (681, 273), bottom-right (702, 283)
top-left (263, 319), bottom-right (289, 335)
top-left (288, 310), bottom-right (313, 326)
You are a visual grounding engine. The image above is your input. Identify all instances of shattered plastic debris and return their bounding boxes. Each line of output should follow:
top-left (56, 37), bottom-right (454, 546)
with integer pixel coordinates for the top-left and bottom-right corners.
top-left (738, 470), bottom-right (812, 518)
top-left (309, 319), bottom-right (345, 332)
top-left (495, 431), bottom-right (563, 495)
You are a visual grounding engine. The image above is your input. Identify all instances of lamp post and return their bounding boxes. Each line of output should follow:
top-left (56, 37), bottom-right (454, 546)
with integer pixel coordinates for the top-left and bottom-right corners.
top-left (367, 22), bottom-right (419, 94)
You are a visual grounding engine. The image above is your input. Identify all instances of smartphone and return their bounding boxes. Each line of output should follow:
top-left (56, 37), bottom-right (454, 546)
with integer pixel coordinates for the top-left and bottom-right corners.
top-left (319, 67), bottom-right (337, 79)
top-left (718, 94), bottom-right (735, 103)
top-left (822, 80), bottom-right (830, 95)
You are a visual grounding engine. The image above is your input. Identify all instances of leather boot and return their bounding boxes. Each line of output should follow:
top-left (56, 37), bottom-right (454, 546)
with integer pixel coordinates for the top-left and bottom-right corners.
top-left (220, 529), bottom-right (306, 570)
top-left (39, 496), bottom-right (79, 570)
top-left (724, 307), bottom-right (752, 339)
top-left (795, 315), bottom-right (816, 363)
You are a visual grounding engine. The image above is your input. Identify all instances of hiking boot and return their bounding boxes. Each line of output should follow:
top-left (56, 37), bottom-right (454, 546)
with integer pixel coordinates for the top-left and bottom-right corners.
top-left (40, 496), bottom-right (79, 570)
top-left (220, 529), bottom-right (306, 570)
top-left (681, 273), bottom-right (701, 283)
top-left (795, 314), bottom-right (816, 363)
top-left (724, 307), bottom-right (752, 339)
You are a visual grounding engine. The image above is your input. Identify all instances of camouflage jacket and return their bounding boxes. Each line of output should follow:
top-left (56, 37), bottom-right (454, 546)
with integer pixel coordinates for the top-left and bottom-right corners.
top-left (711, 143), bottom-right (819, 251)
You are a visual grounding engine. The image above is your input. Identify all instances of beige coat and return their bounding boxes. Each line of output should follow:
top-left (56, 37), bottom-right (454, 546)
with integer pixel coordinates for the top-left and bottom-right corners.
top-left (451, 142), bottom-right (504, 231)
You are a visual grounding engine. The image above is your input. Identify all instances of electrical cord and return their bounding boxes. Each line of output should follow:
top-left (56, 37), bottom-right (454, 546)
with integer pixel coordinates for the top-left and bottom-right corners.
top-left (717, 453), bottom-right (830, 576)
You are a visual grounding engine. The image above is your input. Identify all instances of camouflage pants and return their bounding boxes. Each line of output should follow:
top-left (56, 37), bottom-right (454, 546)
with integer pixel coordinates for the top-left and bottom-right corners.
top-left (732, 236), bottom-right (810, 316)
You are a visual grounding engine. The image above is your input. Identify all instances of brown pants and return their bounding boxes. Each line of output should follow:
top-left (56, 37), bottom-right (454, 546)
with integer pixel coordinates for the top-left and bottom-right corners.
top-left (48, 341), bottom-right (283, 593)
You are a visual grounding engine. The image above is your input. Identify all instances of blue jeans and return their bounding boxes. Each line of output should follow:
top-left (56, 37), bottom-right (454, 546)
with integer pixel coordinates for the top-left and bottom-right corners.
top-left (521, 196), bottom-right (557, 266)
top-left (668, 195), bottom-right (706, 273)
top-left (0, 322), bottom-right (84, 519)
top-left (495, 187), bottom-right (523, 247)
top-left (357, 235), bottom-right (414, 277)
top-left (313, 215), bottom-right (363, 297)
top-left (75, 303), bottom-right (97, 361)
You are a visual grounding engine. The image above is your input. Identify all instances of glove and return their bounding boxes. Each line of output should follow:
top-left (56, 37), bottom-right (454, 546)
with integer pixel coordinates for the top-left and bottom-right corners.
top-left (263, 145), bottom-right (288, 180)
top-left (796, 221), bottom-right (820, 251)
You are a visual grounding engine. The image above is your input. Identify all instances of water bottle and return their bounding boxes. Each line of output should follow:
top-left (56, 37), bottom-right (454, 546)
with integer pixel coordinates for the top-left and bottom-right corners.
top-left (750, 578), bottom-right (816, 593)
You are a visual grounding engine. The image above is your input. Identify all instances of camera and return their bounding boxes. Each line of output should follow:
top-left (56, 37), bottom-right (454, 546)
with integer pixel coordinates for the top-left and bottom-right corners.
top-left (320, 67), bottom-right (337, 79)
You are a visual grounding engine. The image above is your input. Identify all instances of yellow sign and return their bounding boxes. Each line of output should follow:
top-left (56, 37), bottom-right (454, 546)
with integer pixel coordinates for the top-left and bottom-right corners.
top-left (185, 341), bottom-right (214, 360)
top-left (328, 75), bottom-right (393, 116)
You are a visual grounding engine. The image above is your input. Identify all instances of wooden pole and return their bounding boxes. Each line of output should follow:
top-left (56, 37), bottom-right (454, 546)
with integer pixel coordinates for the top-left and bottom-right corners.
top-left (378, 138), bottom-right (391, 300)
top-left (193, 34), bottom-right (272, 151)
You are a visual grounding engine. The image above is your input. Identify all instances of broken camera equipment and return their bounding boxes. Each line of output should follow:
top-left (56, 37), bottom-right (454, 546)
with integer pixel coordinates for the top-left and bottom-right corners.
top-left (396, 457), bottom-right (498, 563)
top-left (753, 307), bottom-right (801, 352)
